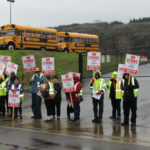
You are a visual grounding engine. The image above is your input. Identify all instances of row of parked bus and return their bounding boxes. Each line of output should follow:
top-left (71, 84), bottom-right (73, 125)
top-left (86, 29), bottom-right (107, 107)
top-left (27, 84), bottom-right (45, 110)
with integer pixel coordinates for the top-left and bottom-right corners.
top-left (0, 24), bottom-right (99, 53)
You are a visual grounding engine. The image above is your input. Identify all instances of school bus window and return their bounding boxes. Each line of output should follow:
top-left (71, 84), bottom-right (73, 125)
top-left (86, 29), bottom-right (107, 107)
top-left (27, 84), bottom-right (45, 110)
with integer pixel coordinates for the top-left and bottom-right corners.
top-left (1, 29), bottom-right (16, 36)
top-left (80, 38), bottom-right (83, 43)
top-left (94, 39), bottom-right (97, 44)
top-left (84, 38), bottom-right (88, 44)
top-left (88, 39), bottom-right (91, 44)
top-left (77, 37), bottom-right (81, 43)
top-left (37, 31), bottom-right (41, 38)
top-left (52, 33), bottom-right (56, 40)
top-left (47, 33), bottom-right (51, 40)
top-left (71, 37), bottom-right (75, 43)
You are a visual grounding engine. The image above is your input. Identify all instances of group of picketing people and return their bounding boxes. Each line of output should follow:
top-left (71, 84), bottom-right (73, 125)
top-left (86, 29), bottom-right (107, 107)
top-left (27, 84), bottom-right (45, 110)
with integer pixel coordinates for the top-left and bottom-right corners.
top-left (0, 67), bottom-right (139, 126)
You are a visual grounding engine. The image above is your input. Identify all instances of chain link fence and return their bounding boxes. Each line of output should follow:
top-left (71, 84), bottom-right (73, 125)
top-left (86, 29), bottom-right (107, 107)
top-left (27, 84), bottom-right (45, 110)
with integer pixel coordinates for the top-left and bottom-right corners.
top-left (79, 45), bottom-right (150, 79)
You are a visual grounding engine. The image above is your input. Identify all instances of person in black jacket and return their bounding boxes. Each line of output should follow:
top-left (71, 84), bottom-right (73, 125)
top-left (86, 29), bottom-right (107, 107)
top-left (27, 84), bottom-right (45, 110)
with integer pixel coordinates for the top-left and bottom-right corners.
top-left (53, 76), bottom-right (62, 119)
top-left (121, 73), bottom-right (139, 126)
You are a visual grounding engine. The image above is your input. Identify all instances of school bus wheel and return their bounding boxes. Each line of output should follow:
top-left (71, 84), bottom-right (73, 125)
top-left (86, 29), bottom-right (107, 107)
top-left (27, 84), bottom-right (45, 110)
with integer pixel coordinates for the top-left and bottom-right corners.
top-left (40, 47), bottom-right (46, 51)
top-left (7, 42), bottom-right (15, 50)
top-left (64, 48), bottom-right (69, 53)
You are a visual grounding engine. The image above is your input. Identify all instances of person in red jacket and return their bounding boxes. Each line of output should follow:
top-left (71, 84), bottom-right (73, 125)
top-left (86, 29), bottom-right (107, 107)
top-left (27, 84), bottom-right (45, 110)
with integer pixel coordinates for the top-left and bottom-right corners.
top-left (68, 75), bottom-right (82, 122)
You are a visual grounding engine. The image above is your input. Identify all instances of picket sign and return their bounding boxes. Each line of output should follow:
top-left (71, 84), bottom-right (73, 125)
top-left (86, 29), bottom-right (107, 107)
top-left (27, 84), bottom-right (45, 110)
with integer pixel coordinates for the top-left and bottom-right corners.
top-left (0, 56), bottom-right (11, 66)
top-left (124, 54), bottom-right (140, 75)
top-left (102, 55), bottom-right (105, 63)
top-left (68, 72), bottom-right (81, 79)
top-left (8, 90), bottom-right (20, 120)
top-left (117, 64), bottom-right (125, 81)
top-left (22, 55), bottom-right (36, 72)
top-left (107, 55), bottom-right (110, 63)
top-left (42, 57), bottom-right (55, 74)
top-left (140, 56), bottom-right (148, 62)
top-left (87, 52), bottom-right (101, 70)
top-left (61, 74), bottom-right (75, 108)
top-left (0, 64), bottom-right (5, 78)
top-left (5, 62), bottom-right (18, 75)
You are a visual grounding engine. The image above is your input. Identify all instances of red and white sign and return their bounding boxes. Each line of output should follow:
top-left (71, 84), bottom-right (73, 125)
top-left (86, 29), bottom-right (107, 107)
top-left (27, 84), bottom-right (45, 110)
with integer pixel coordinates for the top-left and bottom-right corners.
top-left (0, 56), bottom-right (11, 66)
top-left (22, 55), bottom-right (36, 72)
top-left (8, 91), bottom-right (20, 107)
top-left (102, 55), bottom-right (105, 63)
top-left (61, 74), bottom-right (75, 92)
top-left (87, 52), bottom-right (101, 70)
top-left (68, 72), bottom-right (81, 79)
top-left (124, 54), bottom-right (140, 75)
top-left (117, 64), bottom-right (125, 80)
top-left (42, 57), bottom-right (55, 74)
top-left (0, 64), bottom-right (5, 78)
top-left (6, 62), bottom-right (18, 75)
top-left (140, 56), bottom-right (148, 62)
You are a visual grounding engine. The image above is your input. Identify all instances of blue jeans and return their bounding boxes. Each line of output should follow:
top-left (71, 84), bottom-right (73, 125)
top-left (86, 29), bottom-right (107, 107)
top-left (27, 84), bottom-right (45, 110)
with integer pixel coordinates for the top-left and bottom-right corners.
top-left (32, 93), bottom-right (42, 117)
top-left (73, 102), bottom-right (80, 120)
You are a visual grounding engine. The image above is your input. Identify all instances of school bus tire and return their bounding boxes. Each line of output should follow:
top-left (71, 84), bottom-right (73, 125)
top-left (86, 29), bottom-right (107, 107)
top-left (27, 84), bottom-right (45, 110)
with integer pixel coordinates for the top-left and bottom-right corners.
top-left (40, 47), bottom-right (46, 51)
top-left (7, 43), bottom-right (15, 50)
top-left (64, 48), bottom-right (69, 53)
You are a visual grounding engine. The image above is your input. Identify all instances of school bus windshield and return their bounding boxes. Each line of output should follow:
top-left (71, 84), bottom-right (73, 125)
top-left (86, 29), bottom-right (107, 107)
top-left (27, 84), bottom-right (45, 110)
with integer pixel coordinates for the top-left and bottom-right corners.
top-left (0, 29), bottom-right (16, 37)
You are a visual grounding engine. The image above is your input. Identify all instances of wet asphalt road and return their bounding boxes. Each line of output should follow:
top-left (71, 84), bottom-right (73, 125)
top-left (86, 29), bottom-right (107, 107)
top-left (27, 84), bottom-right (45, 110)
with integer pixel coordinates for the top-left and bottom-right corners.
top-left (0, 64), bottom-right (150, 150)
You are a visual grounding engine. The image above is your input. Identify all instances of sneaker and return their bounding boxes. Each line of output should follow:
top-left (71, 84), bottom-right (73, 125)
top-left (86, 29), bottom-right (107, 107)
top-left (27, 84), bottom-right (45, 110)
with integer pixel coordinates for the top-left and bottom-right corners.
top-left (121, 122), bottom-right (129, 126)
top-left (31, 116), bottom-right (35, 119)
top-left (35, 116), bottom-right (42, 119)
top-left (57, 116), bottom-right (60, 119)
top-left (71, 119), bottom-right (80, 122)
top-left (92, 118), bottom-right (98, 123)
top-left (97, 118), bottom-right (102, 123)
top-left (131, 123), bottom-right (136, 126)
top-left (116, 116), bottom-right (121, 119)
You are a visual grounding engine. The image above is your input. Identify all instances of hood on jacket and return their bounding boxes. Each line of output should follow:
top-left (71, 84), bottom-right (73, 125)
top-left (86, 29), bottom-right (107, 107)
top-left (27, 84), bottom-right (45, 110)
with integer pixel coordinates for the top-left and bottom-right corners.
top-left (111, 71), bottom-right (118, 79)
top-left (123, 73), bottom-right (130, 80)
top-left (94, 70), bottom-right (101, 79)
top-left (73, 75), bottom-right (80, 84)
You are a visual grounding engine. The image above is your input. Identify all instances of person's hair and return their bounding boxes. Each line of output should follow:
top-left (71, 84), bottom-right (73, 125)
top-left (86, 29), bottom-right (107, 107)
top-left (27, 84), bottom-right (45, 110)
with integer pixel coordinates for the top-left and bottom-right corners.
top-left (53, 75), bottom-right (58, 79)
top-left (46, 75), bottom-right (51, 80)
top-left (14, 77), bottom-right (19, 82)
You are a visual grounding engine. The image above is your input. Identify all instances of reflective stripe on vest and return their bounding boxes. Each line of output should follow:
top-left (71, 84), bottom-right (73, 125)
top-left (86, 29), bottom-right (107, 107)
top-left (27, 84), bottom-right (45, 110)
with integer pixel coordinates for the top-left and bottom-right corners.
top-left (75, 82), bottom-right (82, 97)
top-left (12, 84), bottom-right (24, 98)
top-left (48, 82), bottom-right (54, 96)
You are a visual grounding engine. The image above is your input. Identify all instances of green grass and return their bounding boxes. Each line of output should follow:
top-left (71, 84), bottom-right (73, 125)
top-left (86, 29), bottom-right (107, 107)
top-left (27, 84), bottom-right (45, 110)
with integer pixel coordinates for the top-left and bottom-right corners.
top-left (0, 50), bottom-right (79, 87)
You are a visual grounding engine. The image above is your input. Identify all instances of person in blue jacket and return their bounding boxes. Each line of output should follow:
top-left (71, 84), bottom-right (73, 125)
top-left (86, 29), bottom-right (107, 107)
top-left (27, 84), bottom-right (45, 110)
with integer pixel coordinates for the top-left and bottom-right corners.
top-left (29, 68), bottom-right (45, 119)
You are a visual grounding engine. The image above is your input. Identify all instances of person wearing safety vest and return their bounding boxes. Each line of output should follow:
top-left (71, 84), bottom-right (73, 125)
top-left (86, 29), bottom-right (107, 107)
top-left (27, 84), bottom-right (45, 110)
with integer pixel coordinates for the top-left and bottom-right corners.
top-left (0, 75), bottom-right (6, 116)
top-left (10, 78), bottom-right (24, 119)
top-left (29, 68), bottom-right (45, 119)
top-left (3, 70), bottom-right (10, 115)
top-left (89, 70), bottom-right (107, 123)
top-left (68, 75), bottom-right (82, 122)
top-left (40, 75), bottom-right (55, 122)
top-left (121, 73), bottom-right (139, 126)
top-left (108, 71), bottom-right (123, 119)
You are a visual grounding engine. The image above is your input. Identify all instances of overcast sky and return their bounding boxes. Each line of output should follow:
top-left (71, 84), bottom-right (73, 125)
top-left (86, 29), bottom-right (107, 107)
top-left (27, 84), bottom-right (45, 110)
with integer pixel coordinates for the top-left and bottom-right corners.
top-left (0, 0), bottom-right (150, 28)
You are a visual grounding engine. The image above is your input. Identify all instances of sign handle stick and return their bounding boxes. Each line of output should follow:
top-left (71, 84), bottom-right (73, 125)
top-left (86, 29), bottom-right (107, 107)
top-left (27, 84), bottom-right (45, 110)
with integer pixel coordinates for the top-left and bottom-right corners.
top-left (30, 71), bottom-right (33, 79)
top-left (93, 70), bottom-right (94, 79)
top-left (128, 75), bottom-right (131, 85)
top-left (12, 106), bottom-right (15, 120)
top-left (70, 93), bottom-right (74, 108)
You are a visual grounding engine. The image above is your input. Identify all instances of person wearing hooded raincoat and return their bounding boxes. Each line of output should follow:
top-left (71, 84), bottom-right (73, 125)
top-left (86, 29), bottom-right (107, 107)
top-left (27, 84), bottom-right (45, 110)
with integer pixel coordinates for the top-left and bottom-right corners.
top-left (89, 70), bottom-right (107, 123)
top-left (121, 73), bottom-right (139, 126)
top-left (108, 71), bottom-right (123, 119)
top-left (68, 75), bottom-right (82, 122)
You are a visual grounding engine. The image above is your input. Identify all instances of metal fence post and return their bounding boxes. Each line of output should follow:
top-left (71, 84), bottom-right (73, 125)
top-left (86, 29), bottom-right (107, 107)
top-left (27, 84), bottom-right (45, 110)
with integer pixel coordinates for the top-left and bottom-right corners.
top-left (79, 53), bottom-right (83, 79)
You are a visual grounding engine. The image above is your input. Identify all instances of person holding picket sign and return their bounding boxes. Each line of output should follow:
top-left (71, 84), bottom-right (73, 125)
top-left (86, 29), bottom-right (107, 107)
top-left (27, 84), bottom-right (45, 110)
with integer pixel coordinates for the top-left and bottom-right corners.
top-left (89, 70), bottom-right (107, 123)
top-left (10, 78), bottom-right (24, 119)
top-left (40, 75), bottom-right (55, 122)
top-left (68, 75), bottom-right (82, 122)
top-left (29, 68), bottom-right (45, 119)
top-left (108, 71), bottom-right (123, 120)
top-left (121, 73), bottom-right (139, 126)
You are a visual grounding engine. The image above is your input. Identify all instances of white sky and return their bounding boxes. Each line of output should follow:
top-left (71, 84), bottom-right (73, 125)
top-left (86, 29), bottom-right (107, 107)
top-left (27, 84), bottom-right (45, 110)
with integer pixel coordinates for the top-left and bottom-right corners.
top-left (0, 0), bottom-right (150, 28)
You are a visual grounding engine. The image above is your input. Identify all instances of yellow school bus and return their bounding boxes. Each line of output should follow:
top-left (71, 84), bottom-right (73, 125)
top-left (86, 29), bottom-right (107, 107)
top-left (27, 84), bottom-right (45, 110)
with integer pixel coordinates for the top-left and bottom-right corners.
top-left (0, 24), bottom-right (57, 51)
top-left (57, 32), bottom-right (99, 53)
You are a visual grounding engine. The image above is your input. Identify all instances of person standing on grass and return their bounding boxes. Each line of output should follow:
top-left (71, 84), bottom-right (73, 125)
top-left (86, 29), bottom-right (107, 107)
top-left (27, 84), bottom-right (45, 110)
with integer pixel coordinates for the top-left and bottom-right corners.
top-left (53, 76), bottom-right (62, 119)
top-left (29, 68), bottom-right (45, 119)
